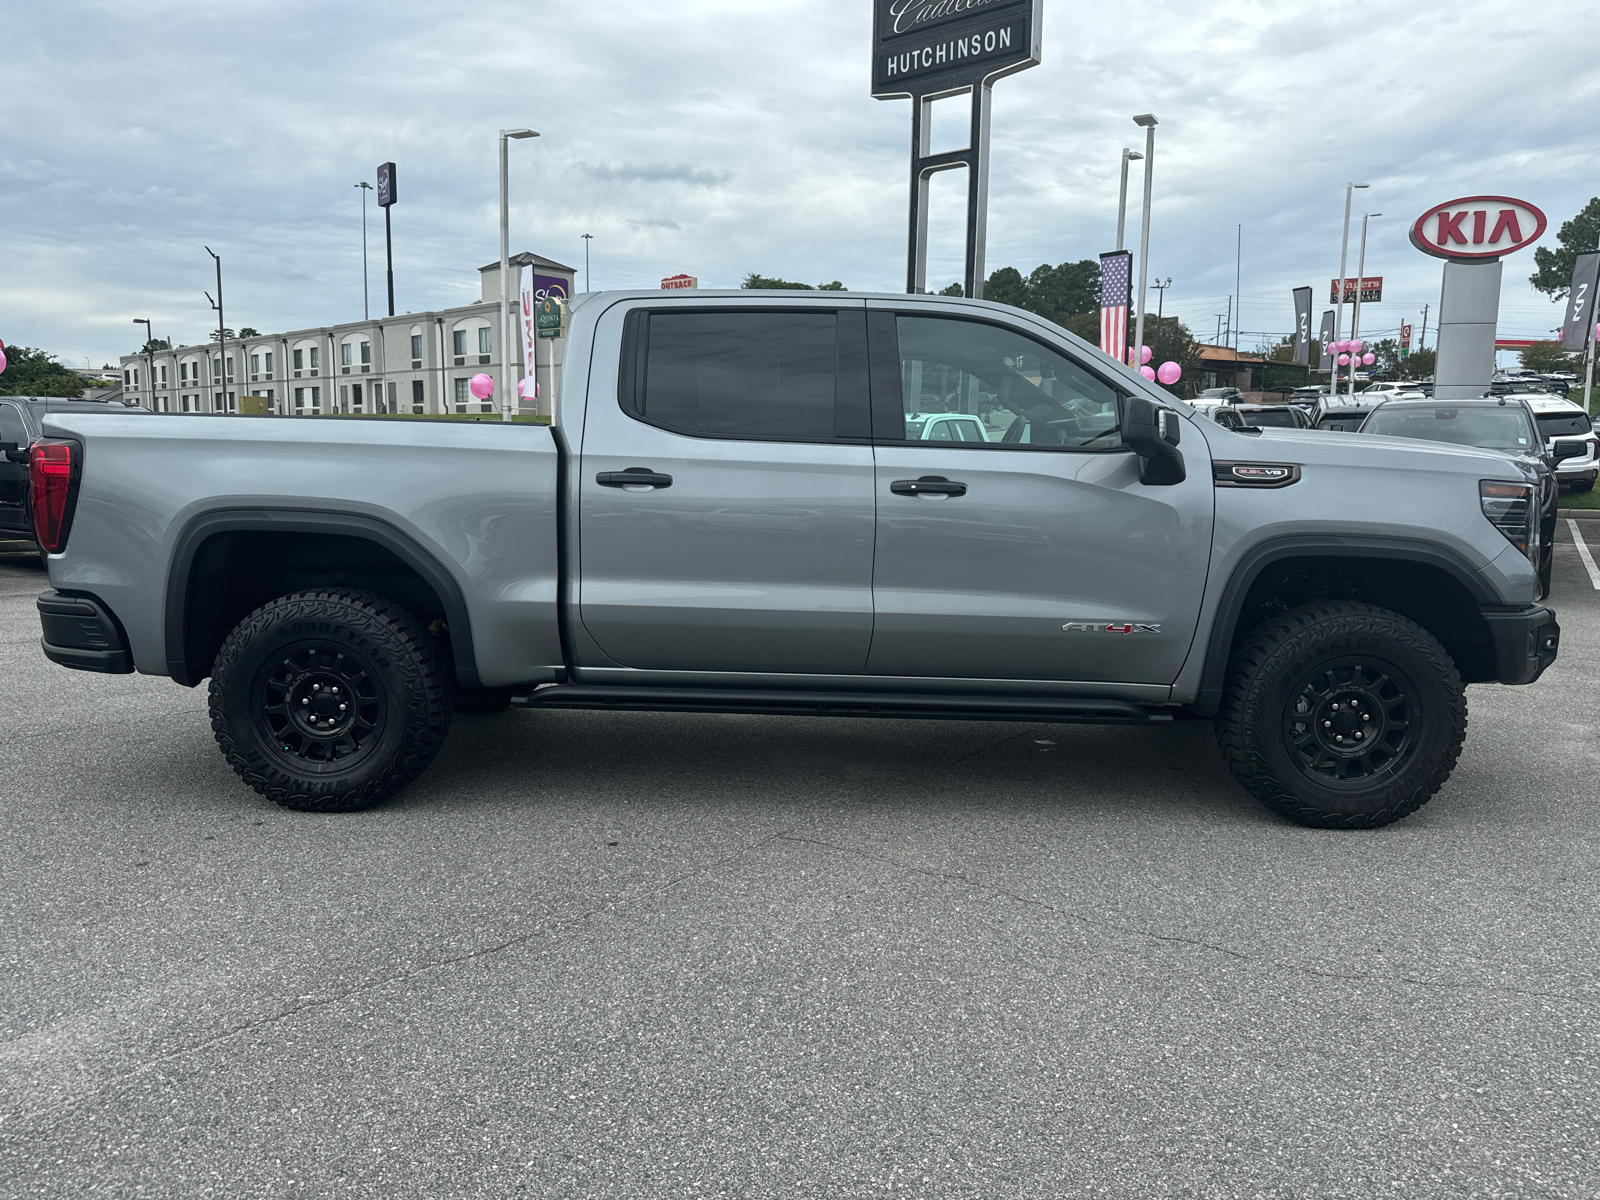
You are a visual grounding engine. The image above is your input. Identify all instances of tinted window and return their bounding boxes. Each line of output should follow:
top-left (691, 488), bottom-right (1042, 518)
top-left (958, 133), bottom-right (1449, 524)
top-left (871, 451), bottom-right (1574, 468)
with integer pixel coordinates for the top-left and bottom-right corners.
top-left (894, 316), bottom-right (1120, 449)
top-left (0, 404), bottom-right (27, 445)
top-left (1246, 409), bottom-right (1299, 427)
top-left (1536, 411), bottom-right (1592, 438)
top-left (1361, 406), bottom-right (1537, 453)
top-left (641, 312), bottom-right (837, 440)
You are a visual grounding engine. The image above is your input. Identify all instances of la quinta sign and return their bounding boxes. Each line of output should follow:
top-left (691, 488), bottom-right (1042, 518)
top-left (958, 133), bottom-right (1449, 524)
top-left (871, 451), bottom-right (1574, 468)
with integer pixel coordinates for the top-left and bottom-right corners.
top-left (1409, 196), bottom-right (1547, 261)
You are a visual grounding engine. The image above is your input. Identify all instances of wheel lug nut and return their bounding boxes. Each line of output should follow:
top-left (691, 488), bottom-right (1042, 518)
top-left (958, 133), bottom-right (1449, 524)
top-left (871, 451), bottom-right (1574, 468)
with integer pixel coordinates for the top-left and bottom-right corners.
top-left (313, 684), bottom-right (321, 691)
top-left (1324, 720), bottom-right (1332, 728)
top-left (301, 698), bottom-right (309, 706)
top-left (1336, 735), bottom-right (1344, 743)
top-left (331, 687), bottom-right (339, 695)
top-left (1362, 714), bottom-right (1370, 721)
top-left (339, 704), bottom-right (346, 712)
top-left (1355, 732), bottom-right (1364, 740)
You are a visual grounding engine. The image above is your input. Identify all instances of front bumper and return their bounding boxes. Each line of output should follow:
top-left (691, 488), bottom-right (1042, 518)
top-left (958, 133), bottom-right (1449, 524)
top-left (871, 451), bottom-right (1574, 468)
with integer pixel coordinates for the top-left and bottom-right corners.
top-left (37, 589), bottom-right (133, 674)
top-left (1482, 604), bottom-right (1560, 685)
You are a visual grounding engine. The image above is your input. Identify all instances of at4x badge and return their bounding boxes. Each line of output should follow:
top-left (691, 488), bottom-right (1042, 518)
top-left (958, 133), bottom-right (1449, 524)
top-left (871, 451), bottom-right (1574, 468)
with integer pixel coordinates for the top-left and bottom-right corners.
top-left (1062, 622), bottom-right (1162, 634)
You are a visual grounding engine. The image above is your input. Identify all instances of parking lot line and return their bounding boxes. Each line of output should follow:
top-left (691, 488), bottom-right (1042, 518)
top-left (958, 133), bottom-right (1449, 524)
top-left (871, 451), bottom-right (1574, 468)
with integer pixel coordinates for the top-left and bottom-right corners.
top-left (1566, 519), bottom-right (1600, 590)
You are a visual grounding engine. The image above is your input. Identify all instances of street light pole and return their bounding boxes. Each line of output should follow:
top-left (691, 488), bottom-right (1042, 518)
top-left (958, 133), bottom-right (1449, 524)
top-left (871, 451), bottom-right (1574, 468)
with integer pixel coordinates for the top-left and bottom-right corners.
top-left (1333, 182), bottom-right (1368, 391)
top-left (355, 181), bottom-right (372, 320)
top-left (1131, 114), bottom-right (1157, 368)
top-left (1152, 277), bottom-right (1171, 323)
top-left (582, 233), bottom-right (594, 293)
top-left (499, 128), bottom-right (539, 423)
top-left (132, 318), bottom-right (154, 408)
top-left (205, 246), bottom-right (226, 414)
top-left (1348, 212), bottom-right (1380, 400)
top-left (1115, 148), bottom-right (1142, 253)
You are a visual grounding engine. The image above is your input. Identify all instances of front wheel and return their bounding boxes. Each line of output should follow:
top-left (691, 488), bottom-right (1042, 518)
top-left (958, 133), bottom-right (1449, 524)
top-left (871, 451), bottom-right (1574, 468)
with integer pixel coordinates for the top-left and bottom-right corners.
top-left (1216, 602), bottom-right (1467, 829)
top-left (209, 588), bottom-right (452, 812)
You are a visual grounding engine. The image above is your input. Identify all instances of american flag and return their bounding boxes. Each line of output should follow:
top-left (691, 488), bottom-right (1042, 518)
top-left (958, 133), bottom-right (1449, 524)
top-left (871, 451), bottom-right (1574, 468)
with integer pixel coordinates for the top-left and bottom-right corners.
top-left (1100, 251), bottom-right (1132, 363)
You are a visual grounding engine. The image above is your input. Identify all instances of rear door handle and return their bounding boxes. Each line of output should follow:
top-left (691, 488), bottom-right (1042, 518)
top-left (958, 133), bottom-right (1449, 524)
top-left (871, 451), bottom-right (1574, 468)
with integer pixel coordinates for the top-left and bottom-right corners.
top-left (597, 468), bottom-right (673, 489)
top-left (890, 475), bottom-right (967, 497)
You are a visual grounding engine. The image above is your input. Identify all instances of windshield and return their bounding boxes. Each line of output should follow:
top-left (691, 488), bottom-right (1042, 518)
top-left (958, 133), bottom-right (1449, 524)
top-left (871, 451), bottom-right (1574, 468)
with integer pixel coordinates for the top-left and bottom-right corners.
top-left (1535, 411), bottom-right (1591, 438)
top-left (1247, 409), bottom-right (1300, 427)
top-left (1361, 405), bottom-right (1538, 453)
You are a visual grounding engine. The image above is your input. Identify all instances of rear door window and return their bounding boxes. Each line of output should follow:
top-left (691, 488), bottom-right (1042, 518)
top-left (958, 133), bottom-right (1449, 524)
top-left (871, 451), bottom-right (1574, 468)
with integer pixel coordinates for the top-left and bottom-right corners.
top-left (1536, 411), bottom-right (1592, 439)
top-left (627, 310), bottom-right (848, 441)
top-left (0, 403), bottom-right (27, 446)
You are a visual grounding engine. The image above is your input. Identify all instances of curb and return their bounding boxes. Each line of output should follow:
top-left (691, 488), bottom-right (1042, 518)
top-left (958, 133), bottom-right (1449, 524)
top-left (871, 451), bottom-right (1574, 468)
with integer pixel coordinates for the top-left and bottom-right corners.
top-left (1558, 509), bottom-right (1600, 520)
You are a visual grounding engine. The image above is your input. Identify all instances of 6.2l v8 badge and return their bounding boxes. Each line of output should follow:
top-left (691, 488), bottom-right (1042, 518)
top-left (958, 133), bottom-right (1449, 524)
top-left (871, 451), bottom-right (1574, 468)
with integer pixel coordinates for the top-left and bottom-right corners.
top-left (1062, 622), bottom-right (1162, 634)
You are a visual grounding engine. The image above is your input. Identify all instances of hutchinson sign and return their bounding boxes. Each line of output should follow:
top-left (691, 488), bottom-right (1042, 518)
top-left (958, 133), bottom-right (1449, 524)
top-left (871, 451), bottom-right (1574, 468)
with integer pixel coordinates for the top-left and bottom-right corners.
top-left (872, 0), bottom-right (1042, 98)
top-left (1409, 196), bottom-right (1547, 261)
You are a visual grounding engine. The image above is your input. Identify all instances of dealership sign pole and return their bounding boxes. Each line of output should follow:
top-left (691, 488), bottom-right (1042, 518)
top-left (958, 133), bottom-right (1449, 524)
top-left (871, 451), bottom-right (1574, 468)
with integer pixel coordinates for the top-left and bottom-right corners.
top-left (1409, 195), bottom-right (1547, 401)
top-left (872, 0), bottom-right (1042, 298)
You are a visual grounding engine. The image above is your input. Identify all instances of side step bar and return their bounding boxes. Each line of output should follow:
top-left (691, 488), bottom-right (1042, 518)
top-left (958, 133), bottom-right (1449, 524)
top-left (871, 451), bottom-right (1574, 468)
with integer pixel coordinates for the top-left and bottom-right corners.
top-left (511, 684), bottom-right (1173, 725)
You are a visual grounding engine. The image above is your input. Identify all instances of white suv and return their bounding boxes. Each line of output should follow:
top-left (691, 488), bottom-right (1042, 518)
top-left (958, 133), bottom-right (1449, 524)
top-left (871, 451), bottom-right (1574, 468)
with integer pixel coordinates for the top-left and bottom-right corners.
top-left (1522, 395), bottom-right (1598, 492)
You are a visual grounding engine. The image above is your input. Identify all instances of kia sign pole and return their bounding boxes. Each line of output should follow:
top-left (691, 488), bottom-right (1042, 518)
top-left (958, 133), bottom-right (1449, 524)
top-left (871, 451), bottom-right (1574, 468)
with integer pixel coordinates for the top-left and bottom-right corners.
top-left (1411, 196), bottom-right (1548, 402)
top-left (872, 0), bottom-right (1042, 297)
top-left (1560, 250), bottom-right (1600, 414)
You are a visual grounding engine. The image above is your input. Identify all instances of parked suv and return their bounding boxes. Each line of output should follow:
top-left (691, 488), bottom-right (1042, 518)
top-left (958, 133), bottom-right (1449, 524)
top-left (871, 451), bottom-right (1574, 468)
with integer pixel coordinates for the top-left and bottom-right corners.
top-left (1522, 396), bottom-right (1598, 492)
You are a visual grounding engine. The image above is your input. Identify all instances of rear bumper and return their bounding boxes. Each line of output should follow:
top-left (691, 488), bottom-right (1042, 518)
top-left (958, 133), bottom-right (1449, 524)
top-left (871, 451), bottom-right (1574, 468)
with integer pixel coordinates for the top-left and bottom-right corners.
top-left (1482, 604), bottom-right (1559, 686)
top-left (37, 590), bottom-right (133, 674)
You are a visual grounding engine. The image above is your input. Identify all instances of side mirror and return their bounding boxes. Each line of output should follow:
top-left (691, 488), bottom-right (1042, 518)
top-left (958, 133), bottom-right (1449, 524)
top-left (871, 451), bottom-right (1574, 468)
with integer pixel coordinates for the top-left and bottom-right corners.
top-left (1, 441), bottom-right (28, 466)
top-left (1124, 397), bottom-right (1186, 485)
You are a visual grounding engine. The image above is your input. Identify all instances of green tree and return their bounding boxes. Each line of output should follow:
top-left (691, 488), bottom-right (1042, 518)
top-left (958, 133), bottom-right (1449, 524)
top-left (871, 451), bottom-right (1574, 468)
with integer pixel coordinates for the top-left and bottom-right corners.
top-left (140, 337), bottom-right (172, 354)
top-left (938, 282), bottom-right (964, 297)
top-left (1530, 197), bottom-right (1600, 300)
top-left (1519, 342), bottom-right (1579, 373)
top-left (238, 326), bottom-right (260, 337)
top-left (0, 346), bottom-right (87, 397)
top-left (1397, 347), bottom-right (1435, 380)
top-left (1142, 316), bottom-right (1203, 399)
top-left (741, 274), bottom-right (848, 291)
top-left (984, 266), bottom-right (1028, 309)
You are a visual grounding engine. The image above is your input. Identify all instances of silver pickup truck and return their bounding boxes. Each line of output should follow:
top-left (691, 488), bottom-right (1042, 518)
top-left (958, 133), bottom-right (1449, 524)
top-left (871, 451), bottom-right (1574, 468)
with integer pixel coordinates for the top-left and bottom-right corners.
top-left (23, 290), bottom-right (1560, 829)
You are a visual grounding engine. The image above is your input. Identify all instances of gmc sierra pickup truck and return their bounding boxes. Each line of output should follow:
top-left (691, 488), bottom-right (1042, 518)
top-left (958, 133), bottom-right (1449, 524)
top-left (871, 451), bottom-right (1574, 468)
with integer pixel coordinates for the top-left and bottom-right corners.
top-left (21, 290), bottom-right (1561, 828)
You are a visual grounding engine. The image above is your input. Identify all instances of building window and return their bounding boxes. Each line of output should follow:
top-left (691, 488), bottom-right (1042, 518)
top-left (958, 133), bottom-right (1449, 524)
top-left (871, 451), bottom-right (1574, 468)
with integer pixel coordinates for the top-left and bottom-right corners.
top-left (341, 343), bottom-right (352, 367)
top-left (250, 353), bottom-right (260, 379)
top-left (410, 333), bottom-right (422, 362)
top-left (453, 377), bottom-right (469, 411)
top-left (293, 348), bottom-right (304, 373)
top-left (124, 370), bottom-right (131, 385)
top-left (311, 386), bottom-right (322, 413)
top-left (159, 365), bottom-right (168, 385)
top-left (310, 346), bottom-right (320, 371)
top-left (339, 384), bottom-right (349, 410)
top-left (360, 341), bottom-right (371, 365)
top-left (478, 327), bottom-right (492, 356)
top-left (264, 351), bottom-right (274, 377)
top-left (412, 380), bottom-right (425, 414)
top-left (352, 383), bottom-right (363, 411)
top-left (294, 387), bottom-right (305, 412)
top-left (386, 382), bottom-right (396, 413)
top-left (226, 356), bottom-right (234, 379)
top-left (213, 392), bottom-right (224, 411)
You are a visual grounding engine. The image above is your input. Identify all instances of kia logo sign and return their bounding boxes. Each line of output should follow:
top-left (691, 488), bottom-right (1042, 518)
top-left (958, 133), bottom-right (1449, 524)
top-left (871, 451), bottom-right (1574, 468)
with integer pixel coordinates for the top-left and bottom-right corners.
top-left (1409, 196), bottom-right (1546, 261)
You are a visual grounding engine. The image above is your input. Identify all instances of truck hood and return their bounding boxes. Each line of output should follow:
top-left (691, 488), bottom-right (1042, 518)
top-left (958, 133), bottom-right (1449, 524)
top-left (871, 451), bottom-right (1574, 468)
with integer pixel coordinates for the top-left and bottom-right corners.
top-left (1220, 426), bottom-right (1530, 479)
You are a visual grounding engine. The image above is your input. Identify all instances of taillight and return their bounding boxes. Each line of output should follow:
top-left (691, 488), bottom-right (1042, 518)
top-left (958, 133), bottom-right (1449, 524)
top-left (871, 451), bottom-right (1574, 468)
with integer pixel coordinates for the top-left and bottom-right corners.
top-left (29, 440), bottom-right (78, 554)
top-left (1480, 480), bottom-right (1536, 560)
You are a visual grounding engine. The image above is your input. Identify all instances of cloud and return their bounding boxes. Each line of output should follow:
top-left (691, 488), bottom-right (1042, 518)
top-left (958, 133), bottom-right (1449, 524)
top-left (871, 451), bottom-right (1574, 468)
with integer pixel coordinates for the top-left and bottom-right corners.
top-left (1, 0), bottom-right (1597, 364)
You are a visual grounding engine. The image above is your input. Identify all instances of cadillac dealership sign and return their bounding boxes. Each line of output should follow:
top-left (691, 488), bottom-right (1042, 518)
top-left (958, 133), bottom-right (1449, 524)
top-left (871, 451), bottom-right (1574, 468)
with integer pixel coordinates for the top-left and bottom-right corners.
top-left (872, 0), bottom-right (1042, 98)
top-left (1409, 196), bottom-right (1547, 261)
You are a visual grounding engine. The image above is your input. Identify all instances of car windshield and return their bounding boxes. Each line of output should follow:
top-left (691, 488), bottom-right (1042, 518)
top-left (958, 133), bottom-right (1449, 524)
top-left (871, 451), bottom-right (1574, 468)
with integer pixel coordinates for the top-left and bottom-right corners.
top-left (1198, 388), bottom-right (1234, 397)
top-left (1535, 411), bottom-right (1592, 438)
top-left (1247, 409), bottom-right (1299, 427)
top-left (1361, 405), bottom-right (1537, 453)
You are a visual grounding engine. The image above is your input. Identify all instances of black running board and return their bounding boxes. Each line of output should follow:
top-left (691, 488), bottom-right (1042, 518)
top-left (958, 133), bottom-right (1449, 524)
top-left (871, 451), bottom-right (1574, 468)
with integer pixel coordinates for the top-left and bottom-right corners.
top-left (510, 684), bottom-right (1173, 725)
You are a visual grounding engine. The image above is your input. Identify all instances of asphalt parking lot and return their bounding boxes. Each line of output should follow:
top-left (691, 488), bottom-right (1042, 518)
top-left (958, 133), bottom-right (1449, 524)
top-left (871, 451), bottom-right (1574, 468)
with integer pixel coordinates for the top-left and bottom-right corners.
top-left (2, 528), bottom-right (1597, 1200)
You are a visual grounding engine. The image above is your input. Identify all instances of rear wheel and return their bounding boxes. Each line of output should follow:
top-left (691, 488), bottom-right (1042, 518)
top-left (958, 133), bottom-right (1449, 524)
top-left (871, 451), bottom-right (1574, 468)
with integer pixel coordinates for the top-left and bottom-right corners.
top-left (1216, 602), bottom-right (1466, 829)
top-left (209, 588), bottom-right (452, 812)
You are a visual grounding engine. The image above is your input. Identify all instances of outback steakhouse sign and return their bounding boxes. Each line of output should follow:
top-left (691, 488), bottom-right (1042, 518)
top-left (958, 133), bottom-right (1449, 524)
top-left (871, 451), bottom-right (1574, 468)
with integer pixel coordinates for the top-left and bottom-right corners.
top-left (1409, 196), bottom-right (1547, 261)
top-left (872, 0), bottom-right (1042, 98)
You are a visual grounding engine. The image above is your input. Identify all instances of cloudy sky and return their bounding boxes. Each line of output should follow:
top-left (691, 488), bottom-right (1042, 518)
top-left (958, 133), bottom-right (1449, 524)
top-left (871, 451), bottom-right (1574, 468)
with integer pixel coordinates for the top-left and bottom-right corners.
top-left (3, 0), bottom-right (1598, 371)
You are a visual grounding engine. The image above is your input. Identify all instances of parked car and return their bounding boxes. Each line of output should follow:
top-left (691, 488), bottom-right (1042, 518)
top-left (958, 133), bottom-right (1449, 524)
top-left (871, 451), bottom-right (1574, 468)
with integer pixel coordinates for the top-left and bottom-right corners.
top-left (1522, 395), bottom-right (1599, 492)
top-left (1358, 381), bottom-right (1427, 402)
top-left (29, 290), bottom-right (1560, 830)
top-left (1196, 387), bottom-right (1244, 403)
top-left (904, 411), bottom-right (990, 442)
top-left (1358, 398), bottom-right (1577, 596)
top-left (0, 396), bottom-right (151, 566)
top-left (1288, 385), bottom-right (1329, 408)
top-left (1310, 398), bottom-right (1382, 431)
top-left (1210, 404), bottom-right (1312, 430)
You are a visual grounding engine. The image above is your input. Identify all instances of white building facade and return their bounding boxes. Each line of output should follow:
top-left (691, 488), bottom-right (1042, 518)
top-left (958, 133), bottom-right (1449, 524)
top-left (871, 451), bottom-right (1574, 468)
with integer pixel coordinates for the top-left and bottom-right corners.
top-left (119, 253), bottom-right (575, 418)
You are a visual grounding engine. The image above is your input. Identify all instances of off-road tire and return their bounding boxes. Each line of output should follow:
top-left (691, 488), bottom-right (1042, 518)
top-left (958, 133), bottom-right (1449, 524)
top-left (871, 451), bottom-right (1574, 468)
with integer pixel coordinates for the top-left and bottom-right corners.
top-left (1216, 602), bottom-right (1467, 830)
top-left (453, 686), bottom-right (515, 714)
top-left (209, 588), bottom-right (452, 812)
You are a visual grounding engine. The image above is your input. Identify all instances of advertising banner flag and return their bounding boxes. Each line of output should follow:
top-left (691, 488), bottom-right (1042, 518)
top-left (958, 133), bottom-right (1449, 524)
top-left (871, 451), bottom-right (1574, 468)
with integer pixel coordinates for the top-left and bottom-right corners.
top-left (1099, 251), bottom-right (1132, 363)
top-left (1400, 323), bottom-right (1413, 358)
top-left (1291, 287), bottom-right (1313, 365)
top-left (519, 265), bottom-right (538, 385)
top-left (1317, 311), bottom-right (1336, 374)
top-left (1560, 251), bottom-right (1600, 352)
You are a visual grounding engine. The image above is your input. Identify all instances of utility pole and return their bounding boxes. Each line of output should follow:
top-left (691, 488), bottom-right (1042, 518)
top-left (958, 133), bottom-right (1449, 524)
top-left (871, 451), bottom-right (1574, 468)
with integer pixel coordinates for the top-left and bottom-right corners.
top-left (582, 233), bottom-right (594, 292)
top-left (205, 246), bottom-right (226, 413)
top-left (1131, 114), bottom-right (1157, 367)
top-left (1214, 314), bottom-right (1224, 345)
top-left (1348, 212), bottom-right (1380, 400)
top-left (1223, 296), bottom-right (1231, 349)
top-left (1419, 302), bottom-right (1430, 351)
top-left (1152, 277), bottom-right (1172, 322)
top-left (1115, 148), bottom-right (1142, 252)
top-left (1234, 225), bottom-right (1242, 351)
top-left (355, 181), bottom-right (373, 320)
top-left (1333, 182), bottom-right (1369, 391)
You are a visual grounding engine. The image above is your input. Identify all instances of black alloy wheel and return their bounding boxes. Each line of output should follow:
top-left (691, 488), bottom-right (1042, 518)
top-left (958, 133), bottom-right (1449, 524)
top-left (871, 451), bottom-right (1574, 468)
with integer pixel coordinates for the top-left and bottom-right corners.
top-left (1217, 602), bottom-right (1466, 829)
top-left (210, 588), bottom-right (452, 812)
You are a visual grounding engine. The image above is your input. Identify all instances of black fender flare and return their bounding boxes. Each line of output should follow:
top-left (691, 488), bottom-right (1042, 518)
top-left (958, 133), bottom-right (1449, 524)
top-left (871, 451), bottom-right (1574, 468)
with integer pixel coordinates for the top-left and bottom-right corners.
top-left (1191, 534), bottom-right (1500, 716)
top-left (164, 508), bottom-right (479, 689)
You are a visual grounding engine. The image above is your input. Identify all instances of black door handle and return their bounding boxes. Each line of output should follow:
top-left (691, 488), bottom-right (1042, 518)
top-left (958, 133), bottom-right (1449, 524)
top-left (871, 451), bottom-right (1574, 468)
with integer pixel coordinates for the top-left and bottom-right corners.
top-left (597, 468), bottom-right (673, 489)
top-left (890, 475), bottom-right (967, 497)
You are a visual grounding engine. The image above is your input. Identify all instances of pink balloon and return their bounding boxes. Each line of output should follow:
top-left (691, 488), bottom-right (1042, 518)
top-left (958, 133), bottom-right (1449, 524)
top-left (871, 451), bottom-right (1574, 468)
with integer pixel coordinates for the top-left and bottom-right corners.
top-left (1140, 365), bottom-right (1157, 381)
top-left (517, 377), bottom-right (540, 399)
top-left (1156, 361), bottom-right (1181, 385)
top-left (1337, 353), bottom-right (1351, 365)
top-left (1349, 339), bottom-right (1364, 355)
top-left (1362, 352), bottom-right (1376, 366)
top-left (0, 349), bottom-right (7, 375)
top-left (1140, 345), bottom-right (1153, 365)
top-left (469, 372), bottom-right (494, 400)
